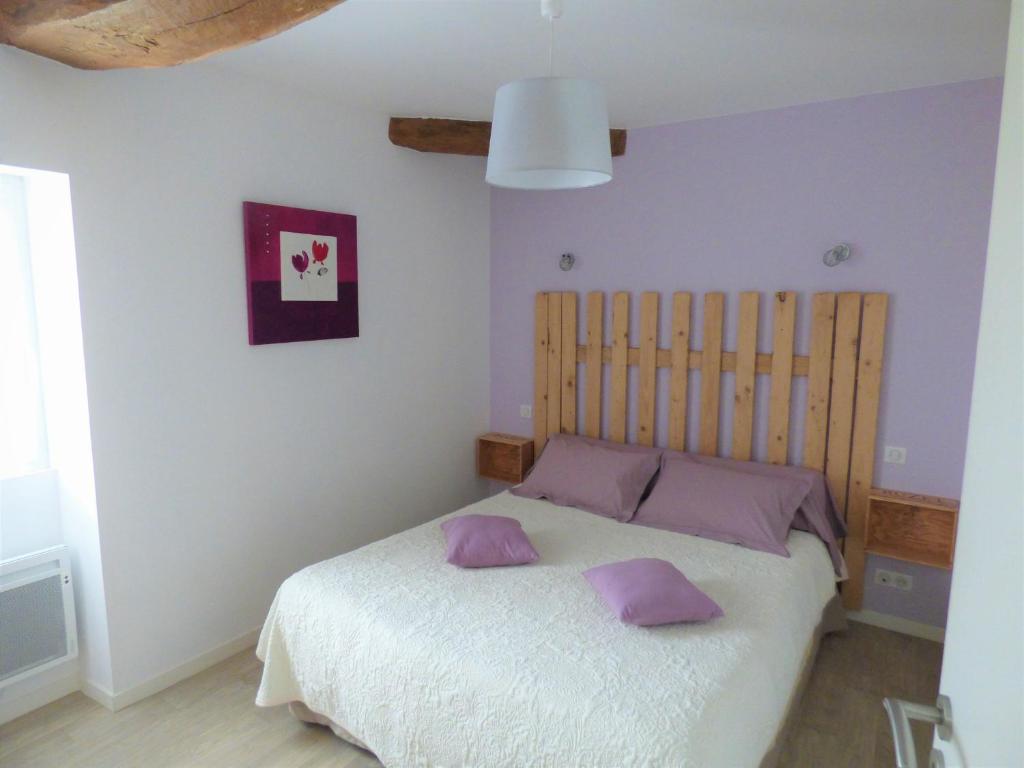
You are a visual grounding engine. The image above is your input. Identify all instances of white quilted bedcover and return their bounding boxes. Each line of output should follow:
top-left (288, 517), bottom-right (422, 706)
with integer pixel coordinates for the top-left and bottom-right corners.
top-left (256, 491), bottom-right (836, 768)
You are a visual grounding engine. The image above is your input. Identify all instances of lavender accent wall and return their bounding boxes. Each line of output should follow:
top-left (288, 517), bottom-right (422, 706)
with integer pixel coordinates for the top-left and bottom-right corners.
top-left (490, 79), bottom-right (1002, 628)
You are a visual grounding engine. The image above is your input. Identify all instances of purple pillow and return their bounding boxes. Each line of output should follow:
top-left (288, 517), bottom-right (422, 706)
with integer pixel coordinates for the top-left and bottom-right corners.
top-left (584, 558), bottom-right (723, 626)
top-left (632, 453), bottom-right (812, 556)
top-left (511, 434), bottom-right (661, 522)
top-left (441, 515), bottom-right (539, 568)
top-left (564, 433), bottom-right (663, 458)
top-left (675, 452), bottom-right (847, 577)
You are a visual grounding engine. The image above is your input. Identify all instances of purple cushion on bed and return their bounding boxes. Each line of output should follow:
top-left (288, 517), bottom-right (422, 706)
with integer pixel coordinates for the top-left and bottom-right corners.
top-left (441, 514), bottom-right (539, 568)
top-left (584, 558), bottom-right (723, 626)
top-left (674, 452), bottom-right (848, 577)
top-left (632, 453), bottom-right (812, 556)
top-left (511, 433), bottom-right (661, 522)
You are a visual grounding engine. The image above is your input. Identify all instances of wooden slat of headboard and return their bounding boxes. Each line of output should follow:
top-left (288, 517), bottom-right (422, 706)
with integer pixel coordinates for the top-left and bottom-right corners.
top-left (803, 293), bottom-right (837, 472)
top-left (637, 292), bottom-right (659, 447)
top-left (533, 293), bottom-right (549, 455)
top-left (584, 292), bottom-right (603, 439)
top-left (731, 292), bottom-right (759, 461)
top-left (667, 293), bottom-right (692, 451)
top-left (546, 293), bottom-right (562, 440)
top-left (767, 291), bottom-right (797, 465)
top-left (844, 293), bottom-right (889, 609)
top-left (825, 293), bottom-right (862, 518)
top-left (609, 292), bottom-right (630, 443)
top-left (698, 293), bottom-right (724, 455)
top-left (560, 293), bottom-right (578, 435)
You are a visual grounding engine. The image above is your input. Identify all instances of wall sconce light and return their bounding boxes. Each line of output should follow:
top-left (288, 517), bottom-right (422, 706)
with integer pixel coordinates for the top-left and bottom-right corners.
top-left (823, 243), bottom-right (851, 267)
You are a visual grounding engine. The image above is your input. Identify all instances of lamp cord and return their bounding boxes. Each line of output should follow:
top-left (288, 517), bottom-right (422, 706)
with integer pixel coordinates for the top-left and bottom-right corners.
top-left (548, 15), bottom-right (554, 76)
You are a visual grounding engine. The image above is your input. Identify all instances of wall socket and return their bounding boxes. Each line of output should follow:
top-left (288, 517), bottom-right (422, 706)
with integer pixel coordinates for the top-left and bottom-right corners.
top-left (520, 404), bottom-right (532, 419)
top-left (875, 568), bottom-right (913, 591)
top-left (883, 446), bottom-right (907, 464)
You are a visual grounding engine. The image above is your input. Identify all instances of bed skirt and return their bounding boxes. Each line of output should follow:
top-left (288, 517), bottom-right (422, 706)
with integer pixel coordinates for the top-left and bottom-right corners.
top-left (289, 701), bottom-right (372, 751)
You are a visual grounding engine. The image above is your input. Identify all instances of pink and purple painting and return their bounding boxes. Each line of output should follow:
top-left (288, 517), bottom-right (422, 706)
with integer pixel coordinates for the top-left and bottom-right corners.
top-left (243, 201), bottom-right (358, 345)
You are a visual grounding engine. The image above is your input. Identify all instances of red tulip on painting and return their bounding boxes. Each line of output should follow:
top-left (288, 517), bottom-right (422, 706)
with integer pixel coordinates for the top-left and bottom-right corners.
top-left (312, 240), bottom-right (329, 264)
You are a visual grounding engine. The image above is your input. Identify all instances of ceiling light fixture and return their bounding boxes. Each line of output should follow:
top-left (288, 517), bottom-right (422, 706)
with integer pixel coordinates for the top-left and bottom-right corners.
top-left (485, 0), bottom-right (612, 190)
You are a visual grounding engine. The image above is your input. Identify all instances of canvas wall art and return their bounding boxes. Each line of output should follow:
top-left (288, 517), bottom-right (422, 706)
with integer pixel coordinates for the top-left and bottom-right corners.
top-left (243, 201), bottom-right (358, 345)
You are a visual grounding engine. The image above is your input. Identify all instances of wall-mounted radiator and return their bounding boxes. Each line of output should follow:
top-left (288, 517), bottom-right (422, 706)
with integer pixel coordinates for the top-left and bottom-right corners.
top-left (0, 545), bottom-right (78, 688)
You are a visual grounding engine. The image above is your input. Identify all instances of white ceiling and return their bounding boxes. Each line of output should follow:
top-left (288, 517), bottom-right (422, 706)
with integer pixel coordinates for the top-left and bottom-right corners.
top-left (210, 0), bottom-right (1010, 129)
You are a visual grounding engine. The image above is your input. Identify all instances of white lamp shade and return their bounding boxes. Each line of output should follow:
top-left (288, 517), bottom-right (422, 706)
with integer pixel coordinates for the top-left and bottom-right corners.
top-left (486, 77), bottom-right (612, 190)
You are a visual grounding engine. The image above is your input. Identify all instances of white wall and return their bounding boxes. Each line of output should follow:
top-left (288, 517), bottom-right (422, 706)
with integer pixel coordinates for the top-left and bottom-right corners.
top-left (935, 1), bottom-right (1023, 765)
top-left (0, 49), bottom-right (491, 697)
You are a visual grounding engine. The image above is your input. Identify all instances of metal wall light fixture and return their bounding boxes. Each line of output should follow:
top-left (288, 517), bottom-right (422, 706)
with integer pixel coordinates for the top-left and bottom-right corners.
top-left (823, 243), bottom-right (852, 267)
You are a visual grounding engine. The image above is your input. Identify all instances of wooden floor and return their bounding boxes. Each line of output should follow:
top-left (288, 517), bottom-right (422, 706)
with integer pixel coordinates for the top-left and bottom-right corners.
top-left (1, 622), bottom-right (941, 767)
top-left (778, 622), bottom-right (942, 768)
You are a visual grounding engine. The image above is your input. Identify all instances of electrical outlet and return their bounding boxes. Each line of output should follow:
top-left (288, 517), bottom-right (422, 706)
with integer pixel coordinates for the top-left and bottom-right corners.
top-left (883, 446), bottom-right (907, 464)
top-left (893, 572), bottom-right (913, 591)
top-left (520, 404), bottom-right (532, 419)
top-left (875, 568), bottom-right (913, 591)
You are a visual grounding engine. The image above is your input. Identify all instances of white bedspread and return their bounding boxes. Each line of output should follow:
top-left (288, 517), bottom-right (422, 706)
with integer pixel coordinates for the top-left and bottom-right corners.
top-left (256, 492), bottom-right (836, 768)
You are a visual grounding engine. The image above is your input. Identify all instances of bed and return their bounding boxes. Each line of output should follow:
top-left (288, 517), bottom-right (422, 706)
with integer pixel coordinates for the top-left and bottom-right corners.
top-left (256, 288), bottom-right (889, 767)
top-left (256, 491), bottom-right (842, 768)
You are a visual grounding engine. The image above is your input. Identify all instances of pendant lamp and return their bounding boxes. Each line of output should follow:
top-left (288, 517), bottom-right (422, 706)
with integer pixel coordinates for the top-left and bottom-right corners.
top-left (485, 0), bottom-right (612, 190)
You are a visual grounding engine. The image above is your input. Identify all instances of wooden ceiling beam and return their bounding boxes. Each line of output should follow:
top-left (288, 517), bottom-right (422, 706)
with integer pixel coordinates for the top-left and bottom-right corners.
top-left (0, 0), bottom-right (348, 69)
top-left (389, 117), bottom-right (628, 157)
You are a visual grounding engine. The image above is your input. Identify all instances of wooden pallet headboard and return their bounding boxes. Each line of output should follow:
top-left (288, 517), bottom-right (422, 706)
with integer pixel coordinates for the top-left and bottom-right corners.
top-left (533, 290), bottom-right (888, 610)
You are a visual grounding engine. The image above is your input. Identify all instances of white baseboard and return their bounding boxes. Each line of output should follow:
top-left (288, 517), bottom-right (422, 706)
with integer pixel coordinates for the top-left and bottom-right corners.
top-left (83, 627), bottom-right (262, 713)
top-left (847, 609), bottom-right (946, 643)
top-left (0, 659), bottom-right (80, 726)
top-left (80, 678), bottom-right (114, 710)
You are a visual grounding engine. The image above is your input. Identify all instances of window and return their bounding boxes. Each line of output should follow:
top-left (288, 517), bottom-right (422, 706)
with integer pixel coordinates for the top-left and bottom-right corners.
top-left (0, 173), bottom-right (49, 477)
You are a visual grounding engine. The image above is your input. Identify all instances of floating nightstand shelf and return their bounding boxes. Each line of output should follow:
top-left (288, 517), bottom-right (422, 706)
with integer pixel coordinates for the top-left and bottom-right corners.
top-left (864, 488), bottom-right (959, 569)
top-left (477, 433), bottom-right (535, 485)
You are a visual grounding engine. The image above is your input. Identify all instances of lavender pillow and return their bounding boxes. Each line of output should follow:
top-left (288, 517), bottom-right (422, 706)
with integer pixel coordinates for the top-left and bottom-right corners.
top-left (584, 558), bottom-right (723, 626)
top-left (441, 515), bottom-right (539, 568)
top-left (565, 433), bottom-right (663, 459)
top-left (511, 434), bottom-right (661, 522)
top-left (675, 452), bottom-right (847, 576)
top-left (632, 454), bottom-right (812, 556)
top-left (566, 434), bottom-right (663, 501)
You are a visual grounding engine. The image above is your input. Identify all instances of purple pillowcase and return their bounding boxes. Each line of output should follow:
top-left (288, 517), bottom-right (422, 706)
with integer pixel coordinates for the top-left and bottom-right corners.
top-left (631, 453), bottom-right (812, 556)
top-left (674, 452), bottom-right (848, 577)
top-left (584, 558), bottom-right (724, 626)
top-left (511, 434), bottom-right (661, 522)
top-left (441, 514), bottom-right (539, 568)
top-left (563, 433), bottom-right (663, 458)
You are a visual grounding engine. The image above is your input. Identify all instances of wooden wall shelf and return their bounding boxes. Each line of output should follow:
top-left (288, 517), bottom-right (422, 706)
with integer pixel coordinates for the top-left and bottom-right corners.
top-left (864, 488), bottom-right (959, 569)
top-left (477, 433), bottom-right (534, 485)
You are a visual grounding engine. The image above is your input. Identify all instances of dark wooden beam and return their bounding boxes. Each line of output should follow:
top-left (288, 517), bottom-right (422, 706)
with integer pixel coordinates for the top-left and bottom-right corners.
top-left (389, 117), bottom-right (628, 157)
top-left (0, 0), bottom-right (348, 69)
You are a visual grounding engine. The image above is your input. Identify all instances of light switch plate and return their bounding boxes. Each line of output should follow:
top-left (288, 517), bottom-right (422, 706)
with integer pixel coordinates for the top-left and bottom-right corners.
top-left (520, 404), bottom-right (532, 419)
top-left (883, 446), bottom-right (907, 464)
